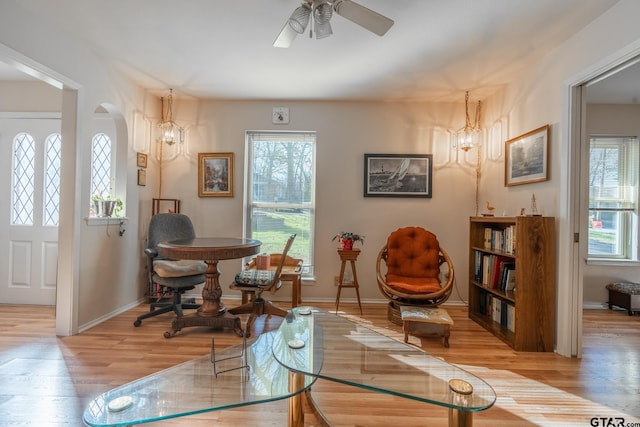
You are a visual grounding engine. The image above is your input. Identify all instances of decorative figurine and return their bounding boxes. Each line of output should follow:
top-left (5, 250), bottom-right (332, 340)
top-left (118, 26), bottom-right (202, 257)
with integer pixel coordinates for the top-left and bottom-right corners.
top-left (530, 194), bottom-right (540, 216)
top-left (483, 201), bottom-right (495, 216)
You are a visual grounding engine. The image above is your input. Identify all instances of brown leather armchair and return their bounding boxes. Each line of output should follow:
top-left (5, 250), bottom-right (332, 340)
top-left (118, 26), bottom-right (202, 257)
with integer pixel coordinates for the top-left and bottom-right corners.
top-left (376, 226), bottom-right (454, 324)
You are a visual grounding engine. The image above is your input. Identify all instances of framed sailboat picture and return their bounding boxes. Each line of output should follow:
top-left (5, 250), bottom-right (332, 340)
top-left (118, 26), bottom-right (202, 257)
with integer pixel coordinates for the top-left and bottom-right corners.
top-left (364, 153), bottom-right (432, 198)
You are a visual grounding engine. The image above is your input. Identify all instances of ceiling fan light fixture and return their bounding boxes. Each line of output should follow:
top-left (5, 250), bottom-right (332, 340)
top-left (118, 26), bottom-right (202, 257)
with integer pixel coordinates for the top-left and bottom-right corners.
top-left (314, 1), bottom-right (333, 39)
top-left (314, 20), bottom-right (333, 39)
top-left (288, 3), bottom-right (311, 34)
top-left (314, 1), bottom-right (333, 23)
top-left (275, 0), bottom-right (393, 47)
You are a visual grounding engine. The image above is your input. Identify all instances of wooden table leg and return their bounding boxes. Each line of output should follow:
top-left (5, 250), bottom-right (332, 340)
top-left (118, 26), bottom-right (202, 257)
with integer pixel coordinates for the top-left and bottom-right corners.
top-left (164, 259), bottom-right (243, 338)
top-left (291, 275), bottom-right (301, 308)
top-left (288, 371), bottom-right (305, 427)
top-left (197, 260), bottom-right (226, 316)
top-left (448, 379), bottom-right (474, 427)
top-left (349, 259), bottom-right (363, 315)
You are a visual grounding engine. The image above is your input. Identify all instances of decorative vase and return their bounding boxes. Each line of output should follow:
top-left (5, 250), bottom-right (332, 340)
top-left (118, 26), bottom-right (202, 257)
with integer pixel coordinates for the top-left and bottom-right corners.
top-left (93, 199), bottom-right (102, 217)
top-left (101, 200), bottom-right (116, 217)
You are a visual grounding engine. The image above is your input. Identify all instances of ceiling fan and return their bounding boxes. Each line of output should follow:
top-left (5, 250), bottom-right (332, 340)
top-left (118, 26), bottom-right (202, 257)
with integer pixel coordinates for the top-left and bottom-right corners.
top-left (273, 0), bottom-right (394, 48)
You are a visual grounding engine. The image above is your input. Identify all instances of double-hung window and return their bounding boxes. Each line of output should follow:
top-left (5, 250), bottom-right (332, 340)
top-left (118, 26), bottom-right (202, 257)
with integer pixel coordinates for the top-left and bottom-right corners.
top-left (245, 131), bottom-right (316, 276)
top-left (588, 136), bottom-right (639, 260)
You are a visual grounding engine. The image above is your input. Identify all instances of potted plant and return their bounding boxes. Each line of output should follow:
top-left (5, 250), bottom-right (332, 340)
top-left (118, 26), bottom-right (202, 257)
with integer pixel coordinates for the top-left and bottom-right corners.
top-left (101, 196), bottom-right (124, 217)
top-left (332, 232), bottom-right (364, 250)
top-left (91, 194), bottom-right (102, 217)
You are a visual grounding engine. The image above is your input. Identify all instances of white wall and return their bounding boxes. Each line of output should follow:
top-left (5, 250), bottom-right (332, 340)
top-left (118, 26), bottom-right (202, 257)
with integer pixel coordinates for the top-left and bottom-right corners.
top-left (140, 98), bottom-right (483, 304)
top-left (0, 2), bottom-right (147, 332)
top-left (475, 0), bottom-right (640, 354)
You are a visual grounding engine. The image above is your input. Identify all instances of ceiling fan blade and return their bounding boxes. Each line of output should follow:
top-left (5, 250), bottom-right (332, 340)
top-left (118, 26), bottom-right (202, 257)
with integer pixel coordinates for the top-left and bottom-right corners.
top-left (333, 0), bottom-right (394, 36)
top-left (273, 22), bottom-right (300, 48)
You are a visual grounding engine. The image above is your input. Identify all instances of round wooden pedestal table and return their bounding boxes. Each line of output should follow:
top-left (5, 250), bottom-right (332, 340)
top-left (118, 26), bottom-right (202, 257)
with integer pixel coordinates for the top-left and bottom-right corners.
top-left (158, 237), bottom-right (261, 337)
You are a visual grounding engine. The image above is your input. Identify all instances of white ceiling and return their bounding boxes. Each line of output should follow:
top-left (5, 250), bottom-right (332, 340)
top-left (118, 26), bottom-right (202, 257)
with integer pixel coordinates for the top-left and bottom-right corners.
top-left (1, 0), bottom-right (631, 103)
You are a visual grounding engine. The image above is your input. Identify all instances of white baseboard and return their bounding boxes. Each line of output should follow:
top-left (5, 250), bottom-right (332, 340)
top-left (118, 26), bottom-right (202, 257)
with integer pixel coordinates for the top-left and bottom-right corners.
top-left (78, 298), bottom-right (145, 333)
top-left (583, 301), bottom-right (610, 310)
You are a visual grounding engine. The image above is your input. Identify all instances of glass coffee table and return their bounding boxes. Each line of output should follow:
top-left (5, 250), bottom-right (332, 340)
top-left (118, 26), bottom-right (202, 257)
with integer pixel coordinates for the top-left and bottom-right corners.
top-left (274, 307), bottom-right (495, 426)
top-left (83, 307), bottom-right (495, 426)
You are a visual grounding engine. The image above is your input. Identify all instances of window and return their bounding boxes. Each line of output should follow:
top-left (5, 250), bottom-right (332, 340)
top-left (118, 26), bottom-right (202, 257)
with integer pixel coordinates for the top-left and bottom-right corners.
top-left (90, 132), bottom-right (113, 215)
top-left (588, 136), bottom-right (639, 260)
top-left (10, 131), bottom-right (61, 227)
top-left (44, 133), bottom-right (62, 226)
top-left (245, 131), bottom-right (316, 276)
top-left (11, 132), bottom-right (36, 225)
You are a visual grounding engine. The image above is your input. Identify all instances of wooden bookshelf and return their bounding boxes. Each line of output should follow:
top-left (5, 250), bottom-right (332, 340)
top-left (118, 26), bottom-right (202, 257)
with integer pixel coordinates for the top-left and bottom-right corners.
top-left (468, 216), bottom-right (555, 351)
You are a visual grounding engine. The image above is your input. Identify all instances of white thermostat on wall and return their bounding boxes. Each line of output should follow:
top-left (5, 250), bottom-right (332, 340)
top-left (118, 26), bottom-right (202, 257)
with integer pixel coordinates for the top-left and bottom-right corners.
top-left (272, 107), bottom-right (289, 124)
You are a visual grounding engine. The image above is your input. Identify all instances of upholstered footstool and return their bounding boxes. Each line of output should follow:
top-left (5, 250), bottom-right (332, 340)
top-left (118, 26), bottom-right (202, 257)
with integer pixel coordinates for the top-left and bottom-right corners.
top-left (400, 306), bottom-right (453, 347)
top-left (606, 282), bottom-right (640, 315)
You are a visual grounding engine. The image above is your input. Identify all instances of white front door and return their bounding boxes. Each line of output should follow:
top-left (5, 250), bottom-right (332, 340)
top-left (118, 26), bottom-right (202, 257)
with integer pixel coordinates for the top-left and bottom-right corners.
top-left (0, 116), bottom-right (61, 305)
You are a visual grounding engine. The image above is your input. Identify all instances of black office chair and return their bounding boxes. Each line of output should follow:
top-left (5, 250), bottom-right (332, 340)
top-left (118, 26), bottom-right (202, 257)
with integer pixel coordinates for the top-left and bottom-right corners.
top-left (134, 213), bottom-right (207, 327)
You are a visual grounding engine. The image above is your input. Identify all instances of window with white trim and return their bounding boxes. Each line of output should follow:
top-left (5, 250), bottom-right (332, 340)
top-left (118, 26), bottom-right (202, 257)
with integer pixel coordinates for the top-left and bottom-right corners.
top-left (245, 131), bottom-right (316, 276)
top-left (588, 136), bottom-right (639, 260)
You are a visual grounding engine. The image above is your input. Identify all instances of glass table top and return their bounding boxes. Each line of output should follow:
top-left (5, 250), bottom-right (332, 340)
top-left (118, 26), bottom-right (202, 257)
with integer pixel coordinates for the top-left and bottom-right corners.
top-left (83, 332), bottom-right (315, 426)
top-left (83, 307), bottom-right (496, 426)
top-left (274, 307), bottom-right (496, 412)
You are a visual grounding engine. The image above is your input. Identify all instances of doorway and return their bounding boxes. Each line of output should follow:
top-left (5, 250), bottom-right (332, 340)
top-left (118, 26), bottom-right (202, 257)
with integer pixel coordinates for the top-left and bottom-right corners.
top-left (565, 46), bottom-right (640, 358)
top-left (0, 115), bottom-right (61, 305)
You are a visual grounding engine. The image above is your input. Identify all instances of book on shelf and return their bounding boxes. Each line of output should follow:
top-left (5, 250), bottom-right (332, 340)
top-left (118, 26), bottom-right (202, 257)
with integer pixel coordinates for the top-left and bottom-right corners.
top-left (507, 304), bottom-right (516, 333)
top-left (504, 266), bottom-right (516, 291)
top-left (482, 225), bottom-right (516, 254)
top-left (492, 296), bottom-right (501, 323)
top-left (484, 227), bottom-right (492, 249)
top-left (473, 250), bottom-right (483, 282)
top-left (473, 251), bottom-right (514, 290)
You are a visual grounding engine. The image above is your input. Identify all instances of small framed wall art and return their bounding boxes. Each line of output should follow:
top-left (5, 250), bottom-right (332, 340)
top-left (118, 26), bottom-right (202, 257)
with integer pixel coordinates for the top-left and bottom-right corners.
top-left (136, 152), bottom-right (148, 168)
top-left (364, 153), bottom-right (432, 198)
top-left (137, 169), bottom-right (146, 186)
top-left (198, 152), bottom-right (234, 197)
top-left (505, 125), bottom-right (550, 187)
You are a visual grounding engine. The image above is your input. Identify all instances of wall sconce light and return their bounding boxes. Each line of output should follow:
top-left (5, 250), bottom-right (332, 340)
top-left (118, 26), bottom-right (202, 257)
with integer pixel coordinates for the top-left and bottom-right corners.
top-left (454, 91), bottom-right (481, 152)
top-left (157, 89), bottom-right (183, 146)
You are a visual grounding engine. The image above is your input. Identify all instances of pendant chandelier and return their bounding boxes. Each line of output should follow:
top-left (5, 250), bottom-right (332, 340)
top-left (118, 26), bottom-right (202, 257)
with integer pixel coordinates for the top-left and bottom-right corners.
top-left (454, 91), bottom-right (481, 152)
top-left (157, 89), bottom-right (183, 146)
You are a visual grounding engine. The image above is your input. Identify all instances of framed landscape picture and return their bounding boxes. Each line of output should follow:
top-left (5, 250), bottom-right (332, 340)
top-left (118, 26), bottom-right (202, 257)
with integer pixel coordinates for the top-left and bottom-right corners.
top-left (364, 153), bottom-right (432, 198)
top-left (198, 152), bottom-right (234, 197)
top-left (505, 125), bottom-right (550, 186)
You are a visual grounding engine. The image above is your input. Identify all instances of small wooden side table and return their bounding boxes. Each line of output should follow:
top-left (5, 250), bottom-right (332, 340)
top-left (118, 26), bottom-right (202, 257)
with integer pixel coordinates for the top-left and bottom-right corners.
top-left (335, 249), bottom-right (363, 314)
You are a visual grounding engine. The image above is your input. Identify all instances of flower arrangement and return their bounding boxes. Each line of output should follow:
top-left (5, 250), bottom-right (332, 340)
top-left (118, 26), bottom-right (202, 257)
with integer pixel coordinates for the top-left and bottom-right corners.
top-left (332, 232), bottom-right (364, 250)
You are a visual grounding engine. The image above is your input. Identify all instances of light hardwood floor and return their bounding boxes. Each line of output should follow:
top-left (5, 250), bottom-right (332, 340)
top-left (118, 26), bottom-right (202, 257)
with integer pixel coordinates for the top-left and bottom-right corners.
top-left (0, 300), bottom-right (638, 426)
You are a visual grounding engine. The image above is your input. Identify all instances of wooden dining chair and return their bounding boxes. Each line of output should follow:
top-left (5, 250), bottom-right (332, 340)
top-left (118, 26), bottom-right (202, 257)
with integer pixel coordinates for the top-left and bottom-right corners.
top-left (228, 234), bottom-right (296, 336)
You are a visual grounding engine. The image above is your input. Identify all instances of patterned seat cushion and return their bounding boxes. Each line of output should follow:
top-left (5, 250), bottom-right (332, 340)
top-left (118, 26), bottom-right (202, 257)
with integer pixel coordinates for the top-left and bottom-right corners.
top-left (606, 282), bottom-right (640, 295)
top-left (153, 259), bottom-right (207, 278)
top-left (234, 269), bottom-right (275, 287)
